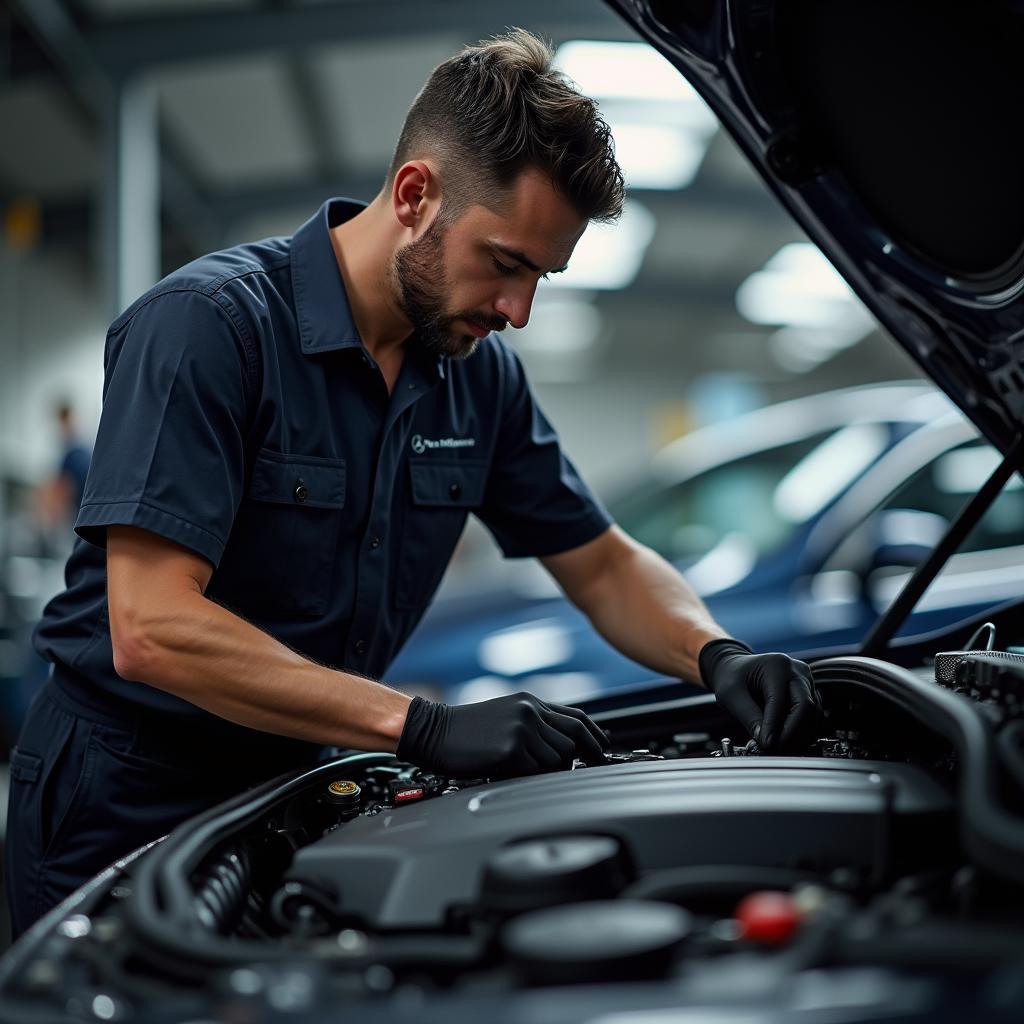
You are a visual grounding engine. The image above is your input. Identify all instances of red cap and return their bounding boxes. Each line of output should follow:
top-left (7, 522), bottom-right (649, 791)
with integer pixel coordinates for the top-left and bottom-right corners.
top-left (735, 891), bottom-right (802, 945)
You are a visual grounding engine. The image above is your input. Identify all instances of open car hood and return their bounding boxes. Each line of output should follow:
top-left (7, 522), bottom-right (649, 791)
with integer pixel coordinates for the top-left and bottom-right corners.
top-left (609, 0), bottom-right (1024, 457)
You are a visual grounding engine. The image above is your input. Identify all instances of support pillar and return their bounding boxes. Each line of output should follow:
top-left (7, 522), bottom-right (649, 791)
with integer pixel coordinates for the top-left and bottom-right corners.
top-left (100, 75), bottom-right (160, 321)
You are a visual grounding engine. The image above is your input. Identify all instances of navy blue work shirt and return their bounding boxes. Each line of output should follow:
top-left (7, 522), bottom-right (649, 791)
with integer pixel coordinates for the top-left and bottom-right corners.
top-left (35, 198), bottom-right (611, 735)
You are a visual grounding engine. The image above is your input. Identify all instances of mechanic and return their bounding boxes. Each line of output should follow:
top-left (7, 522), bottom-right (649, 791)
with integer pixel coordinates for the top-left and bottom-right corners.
top-left (5, 30), bottom-right (818, 939)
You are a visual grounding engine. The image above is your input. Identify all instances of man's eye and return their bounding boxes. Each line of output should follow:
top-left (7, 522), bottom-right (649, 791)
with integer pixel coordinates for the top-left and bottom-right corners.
top-left (493, 258), bottom-right (517, 276)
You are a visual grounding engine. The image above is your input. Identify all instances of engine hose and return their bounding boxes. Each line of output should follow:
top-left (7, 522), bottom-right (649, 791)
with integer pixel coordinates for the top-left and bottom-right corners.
top-left (813, 657), bottom-right (1024, 885)
top-left (127, 752), bottom-right (395, 972)
top-left (193, 847), bottom-right (251, 935)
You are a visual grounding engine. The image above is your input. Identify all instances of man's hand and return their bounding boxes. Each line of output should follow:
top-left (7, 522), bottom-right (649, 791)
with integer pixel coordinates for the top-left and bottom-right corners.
top-left (398, 692), bottom-right (610, 778)
top-left (699, 639), bottom-right (820, 752)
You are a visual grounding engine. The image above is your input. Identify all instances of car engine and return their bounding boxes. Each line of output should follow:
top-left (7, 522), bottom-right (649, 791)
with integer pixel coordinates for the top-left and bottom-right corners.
top-left (1, 651), bottom-right (1023, 1022)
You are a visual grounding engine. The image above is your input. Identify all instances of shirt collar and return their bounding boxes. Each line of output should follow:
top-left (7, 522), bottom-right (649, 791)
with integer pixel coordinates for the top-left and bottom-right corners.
top-left (289, 197), bottom-right (447, 382)
top-left (290, 197), bottom-right (366, 355)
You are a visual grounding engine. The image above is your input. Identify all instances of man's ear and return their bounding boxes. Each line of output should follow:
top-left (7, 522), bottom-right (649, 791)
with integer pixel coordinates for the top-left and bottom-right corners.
top-left (392, 160), bottom-right (441, 230)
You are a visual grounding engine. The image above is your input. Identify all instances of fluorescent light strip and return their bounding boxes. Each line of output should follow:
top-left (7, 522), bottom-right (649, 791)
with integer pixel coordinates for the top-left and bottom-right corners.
top-left (609, 122), bottom-right (708, 190)
top-left (543, 199), bottom-right (655, 291)
top-left (555, 41), bottom-right (718, 192)
top-left (556, 40), bottom-right (698, 102)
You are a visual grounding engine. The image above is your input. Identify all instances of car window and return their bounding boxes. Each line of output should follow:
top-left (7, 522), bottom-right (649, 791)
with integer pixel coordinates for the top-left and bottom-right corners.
top-left (877, 440), bottom-right (1024, 554)
top-left (819, 437), bottom-right (1024, 620)
top-left (612, 430), bottom-right (834, 564)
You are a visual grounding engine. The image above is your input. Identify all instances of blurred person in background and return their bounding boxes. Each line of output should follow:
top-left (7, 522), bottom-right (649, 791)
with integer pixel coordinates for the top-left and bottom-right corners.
top-left (5, 29), bottom-right (819, 940)
top-left (36, 400), bottom-right (91, 533)
top-left (1, 403), bottom-right (93, 753)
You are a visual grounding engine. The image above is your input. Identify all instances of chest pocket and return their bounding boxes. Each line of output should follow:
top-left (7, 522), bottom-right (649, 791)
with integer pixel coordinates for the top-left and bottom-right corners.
top-left (395, 458), bottom-right (489, 610)
top-left (210, 449), bottom-right (347, 619)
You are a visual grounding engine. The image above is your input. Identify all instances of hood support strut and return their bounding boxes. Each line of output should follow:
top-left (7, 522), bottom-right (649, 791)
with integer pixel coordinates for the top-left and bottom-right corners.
top-left (859, 433), bottom-right (1024, 658)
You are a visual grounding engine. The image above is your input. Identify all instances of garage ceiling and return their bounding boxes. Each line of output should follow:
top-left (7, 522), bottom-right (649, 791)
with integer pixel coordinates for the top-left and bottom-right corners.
top-left (2, 0), bottom-right (918, 401)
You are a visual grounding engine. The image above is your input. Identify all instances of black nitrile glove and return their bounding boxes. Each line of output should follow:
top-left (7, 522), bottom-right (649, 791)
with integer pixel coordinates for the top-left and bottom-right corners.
top-left (699, 638), bottom-right (821, 752)
top-left (397, 692), bottom-right (610, 779)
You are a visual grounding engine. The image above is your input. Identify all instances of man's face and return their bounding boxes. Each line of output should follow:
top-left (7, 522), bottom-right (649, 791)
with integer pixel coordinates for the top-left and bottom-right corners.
top-left (393, 167), bottom-right (587, 360)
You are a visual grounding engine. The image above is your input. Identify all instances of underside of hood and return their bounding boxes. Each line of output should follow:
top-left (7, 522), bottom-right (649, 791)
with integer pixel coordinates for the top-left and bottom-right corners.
top-left (609, 0), bottom-right (1024, 456)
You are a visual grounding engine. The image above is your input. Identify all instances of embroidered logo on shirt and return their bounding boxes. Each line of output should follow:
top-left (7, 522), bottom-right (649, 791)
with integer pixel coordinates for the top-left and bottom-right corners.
top-left (411, 434), bottom-right (476, 454)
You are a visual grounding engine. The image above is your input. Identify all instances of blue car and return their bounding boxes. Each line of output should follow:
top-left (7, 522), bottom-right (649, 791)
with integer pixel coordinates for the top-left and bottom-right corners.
top-left (390, 381), bottom-right (1024, 702)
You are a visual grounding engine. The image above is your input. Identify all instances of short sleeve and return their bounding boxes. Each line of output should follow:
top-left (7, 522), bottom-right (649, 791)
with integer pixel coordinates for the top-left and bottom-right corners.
top-left (477, 344), bottom-right (612, 558)
top-left (75, 290), bottom-right (253, 568)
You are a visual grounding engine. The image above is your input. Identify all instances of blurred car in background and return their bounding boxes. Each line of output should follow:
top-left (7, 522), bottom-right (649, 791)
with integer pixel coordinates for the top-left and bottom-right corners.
top-left (389, 380), bottom-right (1024, 703)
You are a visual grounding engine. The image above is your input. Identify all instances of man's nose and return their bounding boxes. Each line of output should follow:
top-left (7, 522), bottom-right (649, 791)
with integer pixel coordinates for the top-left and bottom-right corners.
top-left (494, 282), bottom-right (537, 330)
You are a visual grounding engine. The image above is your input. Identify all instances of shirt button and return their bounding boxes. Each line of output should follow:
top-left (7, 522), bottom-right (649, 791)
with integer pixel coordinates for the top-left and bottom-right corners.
top-left (449, 483), bottom-right (462, 500)
top-left (293, 480), bottom-right (308, 503)
top-left (369, 535), bottom-right (382, 550)
top-left (354, 639), bottom-right (368, 656)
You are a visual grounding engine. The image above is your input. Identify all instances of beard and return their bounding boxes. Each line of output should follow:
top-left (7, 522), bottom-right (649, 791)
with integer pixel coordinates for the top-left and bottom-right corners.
top-left (393, 216), bottom-right (505, 361)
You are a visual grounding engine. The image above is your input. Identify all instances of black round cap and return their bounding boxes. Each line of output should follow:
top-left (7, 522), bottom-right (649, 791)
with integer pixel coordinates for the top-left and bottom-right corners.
top-left (480, 836), bottom-right (631, 917)
top-left (502, 900), bottom-right (690, 985)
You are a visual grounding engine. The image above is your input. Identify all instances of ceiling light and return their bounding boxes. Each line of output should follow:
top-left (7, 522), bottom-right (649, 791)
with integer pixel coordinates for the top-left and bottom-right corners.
top-left (555, 41), bottom-right (718, 192)
top-left (768, 321), bottom-right (874, 374)
top-left (607, 121), bottom-right (708, 190)
top-left (739, 243), bottom-right (877, 371)
top-left (555, 40), bottom-right (698, 102)
top-left (736, 243), bottom-right (870, 328)
top-left (543, 199), bottom-right (655, 291)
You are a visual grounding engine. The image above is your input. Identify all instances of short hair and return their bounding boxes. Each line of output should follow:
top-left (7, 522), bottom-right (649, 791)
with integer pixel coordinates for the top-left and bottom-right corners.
top-left (388, 28), bottom-right (625, 224)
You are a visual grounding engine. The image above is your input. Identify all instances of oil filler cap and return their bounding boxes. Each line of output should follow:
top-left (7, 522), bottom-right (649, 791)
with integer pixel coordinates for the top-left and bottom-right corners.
top-left (325, 780), bottom-right (361, 808)
top-left (502, 900), bottom-right (690, 985)
top-left (480, 836), bottom-right (632, 917)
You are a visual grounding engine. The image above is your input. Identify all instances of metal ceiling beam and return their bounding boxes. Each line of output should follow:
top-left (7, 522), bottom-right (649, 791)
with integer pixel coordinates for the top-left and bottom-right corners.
top-left (1, 10), bottom-right (67, 82)
top-left (264, 0), bottom-right (342, 185)
top-left (8, 0), bottom-right (110, 112)
top-left (85, 0), bottom-right (627, 76)
top-left (7, 0), bottom-right (222, 311)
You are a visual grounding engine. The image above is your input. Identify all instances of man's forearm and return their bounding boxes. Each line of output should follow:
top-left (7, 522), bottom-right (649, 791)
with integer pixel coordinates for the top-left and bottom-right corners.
top-left (569, 536), bottom-right (728, 684)
top-left (113, 590), bottom-right (412, 750)
top-left (546, 527), bottom-right (819, 751)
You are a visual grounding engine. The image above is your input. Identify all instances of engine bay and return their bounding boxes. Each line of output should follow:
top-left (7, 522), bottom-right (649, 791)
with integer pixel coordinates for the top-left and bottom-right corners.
top-left (1, 649), bottom-right (1023, 1022)
top-left (284, 748), bottom-right (952, 933)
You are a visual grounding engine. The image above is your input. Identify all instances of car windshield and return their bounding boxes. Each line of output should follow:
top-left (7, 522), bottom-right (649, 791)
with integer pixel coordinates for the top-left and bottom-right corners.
top-left (610, 426), bottom-right (876, 568)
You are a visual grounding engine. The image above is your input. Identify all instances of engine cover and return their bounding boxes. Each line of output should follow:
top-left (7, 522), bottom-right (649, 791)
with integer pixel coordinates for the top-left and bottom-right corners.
top-left (286, 757), bottom-right (952, 928)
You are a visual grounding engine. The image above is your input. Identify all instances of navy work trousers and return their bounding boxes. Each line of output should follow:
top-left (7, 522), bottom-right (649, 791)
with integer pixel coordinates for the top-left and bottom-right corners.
top-left (4, 672), bottom-right (308, 941)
